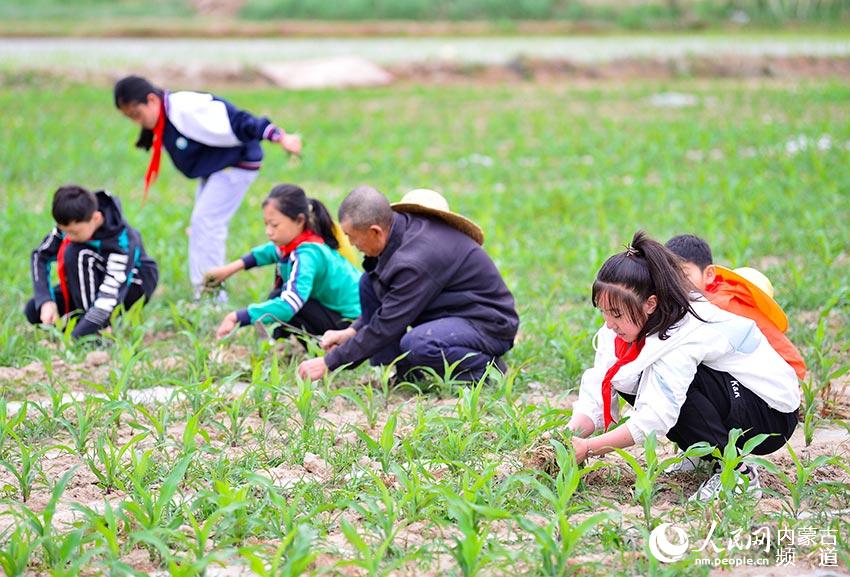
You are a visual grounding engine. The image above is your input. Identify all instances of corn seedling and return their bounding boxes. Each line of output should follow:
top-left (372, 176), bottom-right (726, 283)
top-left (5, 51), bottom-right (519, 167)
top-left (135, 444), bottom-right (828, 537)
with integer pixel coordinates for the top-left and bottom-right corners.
top-left (58, 396), bottom-right (103, 454)
top-left (30, 381), bottom-right (71, 437)
top-left (337, 383), bottom-right (382, 430)
top-left (130, 400), bottom-right (176, 448)
top-left (513, 440), bottom-right (611, 576)
top-left (123, 453), bottom-right (193, 533)
top-left (180, 503), bottom-right (240, 571)
top-left (391, 462), bottom-right (439, 520)
top-left (614, 433), bottom-right (713, 527)
top-left (0, 434), bottom-right (47, 502)
top-left (339, 474), bottom-right (422, 576)
top-left (248, 475), bottom-right (319, 540)
top-left (211, 384), bottom-right (252, 447)
top-left (414, 353), bottom-right (479, 399)
top-left (85, 430), bottom-right (148, 493)
top-left (456, 374), bottom-right (487, 431)
top-left (0, 525), bottom-right (36, 577)
top-left (16, 467), bottom-right (96, 574)
top-left (0, 399), bottom-right (28, 457)
top-left (709, 428), bottom-right (771, 505)
top-left (351, 410), bottom-right (398, 473)
top-left (181, 407), bottom-right (212, 455)
top-left (204, 479), bottom-right (254, 545)
top-left (291, 375), bottom-right (320, 445)
top-left (440, 465), bottom-right (512, 577)
top-left (749, 443), bottom-right (838, 518)
top-left (239, 524), bottom-right (318, 577)
top-left (75, 500), bottom-right (125, 565)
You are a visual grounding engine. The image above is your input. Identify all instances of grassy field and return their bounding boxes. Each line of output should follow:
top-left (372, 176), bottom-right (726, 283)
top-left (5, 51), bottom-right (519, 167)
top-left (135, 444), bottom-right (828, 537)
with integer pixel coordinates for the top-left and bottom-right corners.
top-left (0, 78), bottom-right (848, 575)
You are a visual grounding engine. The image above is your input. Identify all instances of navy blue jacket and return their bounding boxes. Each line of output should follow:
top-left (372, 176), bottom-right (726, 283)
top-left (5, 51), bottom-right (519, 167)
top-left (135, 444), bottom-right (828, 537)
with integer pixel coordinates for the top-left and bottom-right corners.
top-left (325, 212), bottom-right (519, 370)
top-left (31, 191), bottom-right (158, 337)
top-left (162, 91), bottom-right (281, 179)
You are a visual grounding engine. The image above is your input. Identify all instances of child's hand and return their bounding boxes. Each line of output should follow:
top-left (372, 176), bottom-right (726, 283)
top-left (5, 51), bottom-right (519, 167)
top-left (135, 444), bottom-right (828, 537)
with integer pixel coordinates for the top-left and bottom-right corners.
top-left (203, 267), bottom-right (229, 289)
top-left (572, 437), bottom-right (589, 464)
top-left (215, 312), bottom-right (239, 340)
top-left (40, 301), bottom-right (59, 325)
top-left (280, 133), bottom-right (302, 157)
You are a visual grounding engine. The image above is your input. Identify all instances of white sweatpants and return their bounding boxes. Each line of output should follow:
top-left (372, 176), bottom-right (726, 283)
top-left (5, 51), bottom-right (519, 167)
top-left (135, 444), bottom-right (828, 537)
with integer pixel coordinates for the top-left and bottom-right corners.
top-left (188, 167), bottom-right (258, 287)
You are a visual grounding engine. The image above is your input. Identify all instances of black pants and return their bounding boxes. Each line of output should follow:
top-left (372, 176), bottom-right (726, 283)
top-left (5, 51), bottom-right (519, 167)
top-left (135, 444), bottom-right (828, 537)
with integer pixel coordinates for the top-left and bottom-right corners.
top-left (24, 242), bottom-right (157, 329)
top-left (620, 364), bottom-right (798, 457)
top-left (267, 288), bottom-right (351, 342)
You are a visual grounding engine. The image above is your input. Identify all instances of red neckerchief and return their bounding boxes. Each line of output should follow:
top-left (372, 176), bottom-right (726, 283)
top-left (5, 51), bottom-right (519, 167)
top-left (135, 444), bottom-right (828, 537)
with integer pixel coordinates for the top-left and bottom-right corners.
top-left (601, 336), bottom-right (646, 430)
top-left (56, 236), bottom-right (72, 311)
top-left (143, 98), bottom-right (166, 201)
top-left (279, 230), bottom-right (324, 257)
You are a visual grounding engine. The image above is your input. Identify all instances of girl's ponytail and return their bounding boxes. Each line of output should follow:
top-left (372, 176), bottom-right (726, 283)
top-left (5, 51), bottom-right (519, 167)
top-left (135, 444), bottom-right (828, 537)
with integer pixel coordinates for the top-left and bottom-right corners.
top-left (308, 198), bottom-right (340, 250)
top-left (264, 184), bottom-right (341, 250)
top-left (630, 231), bottom-right (699, 339)
top-left (592, 230), bottom-right (700, 340)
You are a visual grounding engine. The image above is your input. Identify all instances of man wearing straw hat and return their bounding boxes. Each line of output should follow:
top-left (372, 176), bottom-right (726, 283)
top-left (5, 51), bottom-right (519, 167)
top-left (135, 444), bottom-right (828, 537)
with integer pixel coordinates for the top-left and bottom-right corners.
top-left (298, 186), bottom-right (518, 383)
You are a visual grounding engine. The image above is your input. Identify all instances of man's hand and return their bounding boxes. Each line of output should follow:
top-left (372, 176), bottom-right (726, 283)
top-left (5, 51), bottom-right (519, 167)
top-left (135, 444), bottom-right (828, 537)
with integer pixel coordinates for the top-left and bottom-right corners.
top-left (319, 326), bottom-right (356, 351)
top-left (298, 357), bottom-right (328, 381)
top-left (40, 301), bottom-right (59, 325)
top-left (215, 312), bottom-right (239, 340)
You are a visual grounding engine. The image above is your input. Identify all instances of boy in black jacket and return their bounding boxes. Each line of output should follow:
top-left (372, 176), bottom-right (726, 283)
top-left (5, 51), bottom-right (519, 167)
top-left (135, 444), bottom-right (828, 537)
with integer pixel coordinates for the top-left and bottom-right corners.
top-left (25, 185), bottom-right (159, 338)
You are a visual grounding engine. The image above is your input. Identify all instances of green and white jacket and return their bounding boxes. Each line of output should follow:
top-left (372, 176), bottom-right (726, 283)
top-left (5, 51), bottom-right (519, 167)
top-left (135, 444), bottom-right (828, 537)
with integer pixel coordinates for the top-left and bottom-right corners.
top-left (235, 231), bottom-right (361, 327)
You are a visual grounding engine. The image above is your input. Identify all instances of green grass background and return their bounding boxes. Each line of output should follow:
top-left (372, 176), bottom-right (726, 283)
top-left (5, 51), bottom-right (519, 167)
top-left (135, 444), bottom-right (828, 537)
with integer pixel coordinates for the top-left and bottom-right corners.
top-left (1, 79), bottom-right (848, 380)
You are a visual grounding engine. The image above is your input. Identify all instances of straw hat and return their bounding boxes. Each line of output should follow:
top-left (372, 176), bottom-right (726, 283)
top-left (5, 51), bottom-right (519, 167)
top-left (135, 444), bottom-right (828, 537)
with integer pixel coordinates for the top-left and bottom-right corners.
top-left (715, 265), bottom-right (788, 332)
top-left (391, 189), bottom-right (484, 245)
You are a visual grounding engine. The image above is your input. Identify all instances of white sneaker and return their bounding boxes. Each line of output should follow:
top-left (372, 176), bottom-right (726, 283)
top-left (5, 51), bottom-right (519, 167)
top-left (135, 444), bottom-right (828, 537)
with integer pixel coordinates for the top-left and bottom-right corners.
top-left (689, 464), bottom-right (762, 502)
top-left (664, 454), bottom-right (705, 474)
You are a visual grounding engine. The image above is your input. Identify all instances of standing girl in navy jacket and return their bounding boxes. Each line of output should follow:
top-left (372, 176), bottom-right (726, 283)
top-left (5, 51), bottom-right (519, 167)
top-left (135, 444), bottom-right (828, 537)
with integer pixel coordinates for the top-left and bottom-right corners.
top-left (113, 75), bottom-right (302, 299)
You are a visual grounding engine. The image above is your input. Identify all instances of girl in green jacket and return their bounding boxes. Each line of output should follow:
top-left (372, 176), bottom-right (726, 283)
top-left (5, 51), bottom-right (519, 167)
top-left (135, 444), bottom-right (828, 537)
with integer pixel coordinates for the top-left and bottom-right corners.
top-left (207, 184), bottom-right (361, 343)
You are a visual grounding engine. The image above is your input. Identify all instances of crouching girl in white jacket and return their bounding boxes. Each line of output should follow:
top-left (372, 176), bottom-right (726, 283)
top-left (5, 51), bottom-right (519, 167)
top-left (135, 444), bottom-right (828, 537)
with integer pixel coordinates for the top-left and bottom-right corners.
top-left (567, 231), bottom-right (800, 502)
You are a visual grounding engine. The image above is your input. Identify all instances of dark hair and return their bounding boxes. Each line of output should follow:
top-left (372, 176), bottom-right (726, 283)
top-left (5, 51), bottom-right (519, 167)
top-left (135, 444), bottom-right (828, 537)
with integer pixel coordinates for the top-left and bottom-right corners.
top-left (52, 185), bottom-right (98, 226)
top-left (592, 231), bottom-right (701, 341)
top-left (666, 234), bottom-right (713, 270)
top-left (263, 184), bottom-right (339, 250)
top-left (113, 75), bottom-right (164, 151)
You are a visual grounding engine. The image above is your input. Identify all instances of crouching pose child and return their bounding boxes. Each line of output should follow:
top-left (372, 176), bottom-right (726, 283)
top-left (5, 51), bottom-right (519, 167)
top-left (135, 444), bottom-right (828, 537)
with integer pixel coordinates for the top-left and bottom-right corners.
top-left (208, 184), bottom-right (362, 343)
top-left (25, 185), bottom-right (159, 338)
top-left (665, 233), bottom-right (807, 381)
top-left (566, 231), bottom-right (800, 501)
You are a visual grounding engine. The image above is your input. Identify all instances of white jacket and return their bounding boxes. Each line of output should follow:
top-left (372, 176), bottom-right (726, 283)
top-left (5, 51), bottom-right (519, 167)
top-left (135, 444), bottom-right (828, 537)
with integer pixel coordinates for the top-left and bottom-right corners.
top-left (573, 298), bottom-right (800, 444)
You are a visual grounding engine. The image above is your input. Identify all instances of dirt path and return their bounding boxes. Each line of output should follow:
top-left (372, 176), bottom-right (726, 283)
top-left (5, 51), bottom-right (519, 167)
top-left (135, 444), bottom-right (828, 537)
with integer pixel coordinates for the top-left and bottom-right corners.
top-left (2, 35), bottom-right (849, 70)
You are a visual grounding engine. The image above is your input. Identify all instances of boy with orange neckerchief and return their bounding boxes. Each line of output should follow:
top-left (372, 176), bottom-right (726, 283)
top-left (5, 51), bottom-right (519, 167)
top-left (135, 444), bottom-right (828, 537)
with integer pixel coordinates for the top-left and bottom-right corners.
top-left (666, 234), bottom-right (806, 381)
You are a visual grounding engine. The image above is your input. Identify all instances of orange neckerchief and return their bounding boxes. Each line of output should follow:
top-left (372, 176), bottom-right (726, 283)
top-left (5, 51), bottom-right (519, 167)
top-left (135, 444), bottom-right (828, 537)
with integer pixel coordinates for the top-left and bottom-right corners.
top-left (601, 337), bottom-right (646, 430)
top-left (143, 98), bottom-right (166, 201)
